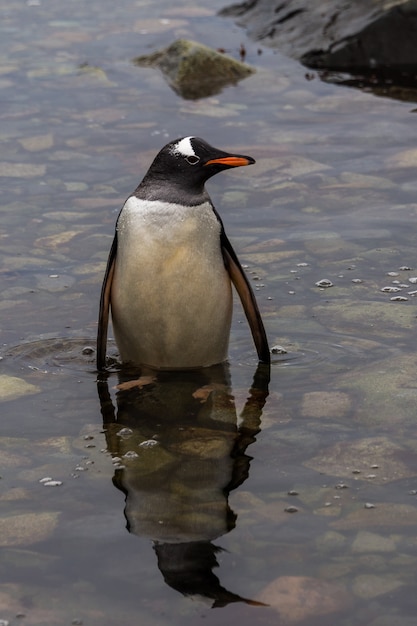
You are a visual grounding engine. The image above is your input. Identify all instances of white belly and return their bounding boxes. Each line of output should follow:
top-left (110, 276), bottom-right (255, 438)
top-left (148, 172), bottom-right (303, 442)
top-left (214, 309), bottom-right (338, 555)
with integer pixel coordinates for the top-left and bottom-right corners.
top-left (111, 197), bottom-right (232, 369)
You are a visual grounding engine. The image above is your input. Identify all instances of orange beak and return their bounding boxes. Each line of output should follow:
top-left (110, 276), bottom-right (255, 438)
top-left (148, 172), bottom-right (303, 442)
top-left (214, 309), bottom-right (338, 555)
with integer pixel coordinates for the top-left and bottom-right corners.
top-left (204, 156), bottom-right (254, 167)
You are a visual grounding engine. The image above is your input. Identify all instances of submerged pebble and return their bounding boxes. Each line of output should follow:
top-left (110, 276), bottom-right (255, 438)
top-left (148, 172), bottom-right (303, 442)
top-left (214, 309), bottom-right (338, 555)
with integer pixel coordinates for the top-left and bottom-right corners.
top-left (0, 375), bottom-right (40, 402)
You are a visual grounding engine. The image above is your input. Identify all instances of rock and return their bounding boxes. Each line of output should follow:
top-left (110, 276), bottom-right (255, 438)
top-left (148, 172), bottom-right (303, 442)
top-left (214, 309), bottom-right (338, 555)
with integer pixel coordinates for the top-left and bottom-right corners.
top-left (133, 39), bottom-right (255, 99)
top-left (221, 0), bottom-right (417, 83)
top-left (257, 575), bottom-right (350, 622)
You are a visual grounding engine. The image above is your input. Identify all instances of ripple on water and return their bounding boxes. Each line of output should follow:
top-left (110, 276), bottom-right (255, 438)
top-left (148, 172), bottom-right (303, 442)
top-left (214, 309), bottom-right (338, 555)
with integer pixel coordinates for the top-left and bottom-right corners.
top-left (236, 332), bottom-right (400, 371)
top-left (0, 333), bottom-right (401, 379)
top-left (0, 337), bottom-right (118, 374)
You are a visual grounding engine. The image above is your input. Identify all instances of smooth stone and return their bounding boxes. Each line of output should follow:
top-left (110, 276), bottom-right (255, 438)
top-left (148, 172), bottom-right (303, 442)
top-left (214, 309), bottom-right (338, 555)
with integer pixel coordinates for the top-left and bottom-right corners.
top-left (0, 163), bottom-right (46, 177)
top-left (351, 530), bottom-right (397, 553)
top-left (305, 437), bottom-right (415, 484)
top-left (322, 171), bottom-right (395, 189)
top-left (312, 300), bottom-right (416, 336)
top-left (0, 375), bottom-right (40, 402)
top-left (0, 512), bottom-right (59, 547)
top-left (368, 615), bottom-right (417, 626)
top-left (352, 574), bottom-right (403, 599)
top-left (386, 147), bottom-right (417, 169)
top-left (301, 391), bottom-right (351, 419)
top-left (18, 134), bottom-right (54, 151)
top-left (331, 503), bottom-right (417, 530)
top-left (34, 230), bottom-right (81, 250)
top-left (338, 354), bottom-right (417, 425)
top-left (0, 488), bottom-right (30, 501)
top-left (316, 530), bottom-right (347, 551)
top-left (257, 575), bottom-right (350, 623)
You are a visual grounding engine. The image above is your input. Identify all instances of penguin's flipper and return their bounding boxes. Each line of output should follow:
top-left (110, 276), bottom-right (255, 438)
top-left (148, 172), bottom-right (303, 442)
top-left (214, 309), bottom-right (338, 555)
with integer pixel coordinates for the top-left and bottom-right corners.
top-left (97, 234), bottom-right (117, 371)
top-left (221, 231), bottom-right (270, 364)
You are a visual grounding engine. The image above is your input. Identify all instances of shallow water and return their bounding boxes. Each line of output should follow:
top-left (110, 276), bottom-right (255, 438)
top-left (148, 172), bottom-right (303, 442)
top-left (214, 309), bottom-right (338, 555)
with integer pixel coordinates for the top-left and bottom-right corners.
top-left (2, 0), bottom-right (417, 624)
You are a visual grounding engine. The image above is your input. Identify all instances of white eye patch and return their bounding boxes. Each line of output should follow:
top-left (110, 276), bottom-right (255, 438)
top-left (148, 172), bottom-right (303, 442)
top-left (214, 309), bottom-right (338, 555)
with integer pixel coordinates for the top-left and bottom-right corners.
top-left (171, 136), bottom-right (196, 158)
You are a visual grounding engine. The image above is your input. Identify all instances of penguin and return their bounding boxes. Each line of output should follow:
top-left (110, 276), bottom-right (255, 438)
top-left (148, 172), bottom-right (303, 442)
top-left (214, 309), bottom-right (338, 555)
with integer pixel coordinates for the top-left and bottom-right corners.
top-left (97, 136), bottom-right (270, 371)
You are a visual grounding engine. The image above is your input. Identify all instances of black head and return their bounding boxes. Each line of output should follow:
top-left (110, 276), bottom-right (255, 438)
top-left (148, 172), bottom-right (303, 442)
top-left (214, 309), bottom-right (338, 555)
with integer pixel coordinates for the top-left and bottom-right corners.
top-left (135, 136), bottom-right (255, 205)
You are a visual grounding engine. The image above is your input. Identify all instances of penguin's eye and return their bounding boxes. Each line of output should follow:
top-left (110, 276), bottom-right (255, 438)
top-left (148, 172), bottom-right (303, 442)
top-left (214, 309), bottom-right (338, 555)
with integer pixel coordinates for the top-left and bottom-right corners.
top-left (185, 155), bottom-right (200, 165)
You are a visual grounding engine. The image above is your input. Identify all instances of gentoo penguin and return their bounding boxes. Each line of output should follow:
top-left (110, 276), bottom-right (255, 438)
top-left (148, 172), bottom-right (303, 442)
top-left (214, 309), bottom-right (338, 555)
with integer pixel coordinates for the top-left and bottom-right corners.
top-left (97, 136), bottom-right (269, 370)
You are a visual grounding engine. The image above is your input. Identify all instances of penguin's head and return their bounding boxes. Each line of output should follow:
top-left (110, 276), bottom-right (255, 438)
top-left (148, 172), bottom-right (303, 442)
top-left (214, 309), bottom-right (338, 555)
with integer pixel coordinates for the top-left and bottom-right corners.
top-left (136, 136), bottom-right (255, 202)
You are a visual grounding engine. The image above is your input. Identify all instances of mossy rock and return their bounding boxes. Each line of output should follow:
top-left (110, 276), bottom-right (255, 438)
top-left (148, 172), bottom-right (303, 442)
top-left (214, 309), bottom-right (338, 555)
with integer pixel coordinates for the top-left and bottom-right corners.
top-left (134, 39), bottom-right (255, 99)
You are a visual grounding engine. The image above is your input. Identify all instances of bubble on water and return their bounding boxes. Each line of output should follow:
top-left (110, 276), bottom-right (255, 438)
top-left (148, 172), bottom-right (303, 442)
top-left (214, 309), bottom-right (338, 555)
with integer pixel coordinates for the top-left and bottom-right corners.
top-left (399, 266), bottom-right (413, 271)
top-left (271, 345), bottom-right (288, 355)
top-left (139, 439), bottom-right (159, 448)
top-left (351, 278), bottom-right (363, 284)
top-left (284, 506), bottom-right (299, 513)
top-left (42, 480), bottom-right (63, 487)
top-left (408, 277), bottom-right (417, 284)
top-left (81, 346), bottom-right (94, 355)
top-left (364, 503), bottom-right (375, 509)
top-left (390, 296), bottom-right (408, 301)
top-left (297, 262), bottom-right (309, 267)
top-left (380, 286), bottom-right (401, 293)
top-left (315, 279), bottom-right (333, 288)
top-left (386, 271), bottom-right (399, 277)
top-left (408, 290), bottom-right (417, 296)
top-left (122, 450), bottom-right (139, 459)
top-left (116, 427), bottom-right (133, 439)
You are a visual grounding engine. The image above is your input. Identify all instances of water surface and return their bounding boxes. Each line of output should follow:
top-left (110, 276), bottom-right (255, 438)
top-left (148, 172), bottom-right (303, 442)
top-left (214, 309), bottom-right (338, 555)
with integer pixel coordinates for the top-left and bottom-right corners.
top-left (1, 1), bottom-right (417, 624)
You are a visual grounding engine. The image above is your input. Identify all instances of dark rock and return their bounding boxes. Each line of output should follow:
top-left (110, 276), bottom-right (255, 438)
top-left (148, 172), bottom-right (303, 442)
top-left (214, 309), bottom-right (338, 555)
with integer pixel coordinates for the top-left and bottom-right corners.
top-left (133, 39), bottom-right (255, 100)
top-left (221, 0), bottom-right (417, 94)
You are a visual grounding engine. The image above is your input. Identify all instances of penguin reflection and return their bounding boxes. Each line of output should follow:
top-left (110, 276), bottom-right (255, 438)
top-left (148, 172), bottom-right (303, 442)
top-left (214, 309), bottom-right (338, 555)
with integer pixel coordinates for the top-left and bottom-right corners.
top-left (97, 362), bottom-right (269, 608)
